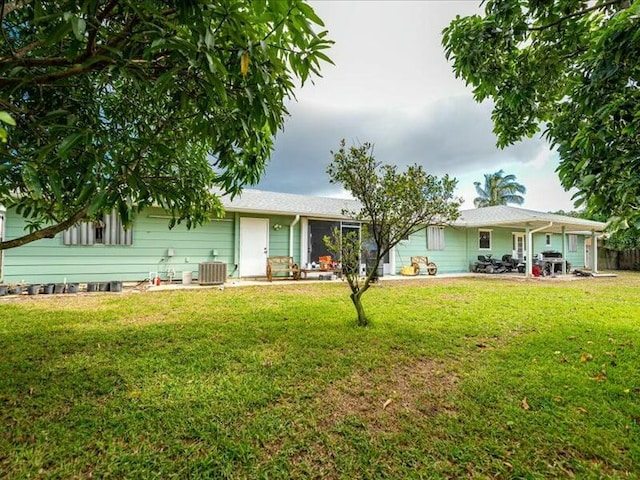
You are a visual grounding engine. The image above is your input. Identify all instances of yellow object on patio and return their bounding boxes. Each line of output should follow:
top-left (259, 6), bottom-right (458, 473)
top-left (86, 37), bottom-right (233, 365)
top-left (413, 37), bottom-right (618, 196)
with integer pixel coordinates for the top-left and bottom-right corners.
top-left (400, 265), bottom-right (418, 276)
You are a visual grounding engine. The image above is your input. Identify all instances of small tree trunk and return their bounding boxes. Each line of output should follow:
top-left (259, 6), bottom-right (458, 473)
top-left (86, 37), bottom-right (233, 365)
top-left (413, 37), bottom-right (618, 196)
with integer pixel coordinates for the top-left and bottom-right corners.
top-left (350, 292), bottom-right (369, 326)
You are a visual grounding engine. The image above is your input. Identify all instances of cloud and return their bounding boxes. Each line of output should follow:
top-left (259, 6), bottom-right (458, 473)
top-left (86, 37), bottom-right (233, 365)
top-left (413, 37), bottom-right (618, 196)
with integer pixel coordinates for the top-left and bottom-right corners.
top-left (257, 95), bottom-right (552, 196)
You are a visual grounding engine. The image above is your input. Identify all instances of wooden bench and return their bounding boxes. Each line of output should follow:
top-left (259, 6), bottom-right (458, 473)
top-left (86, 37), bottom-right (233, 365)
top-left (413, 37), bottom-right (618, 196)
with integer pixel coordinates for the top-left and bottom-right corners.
top-left (266, 256), bottom-right (300, 281)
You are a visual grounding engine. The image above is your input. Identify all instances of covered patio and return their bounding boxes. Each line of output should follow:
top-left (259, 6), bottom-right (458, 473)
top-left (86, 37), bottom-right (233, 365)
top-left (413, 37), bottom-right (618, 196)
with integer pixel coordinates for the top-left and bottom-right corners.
top-left (458, 206), bottom-right (607, 277)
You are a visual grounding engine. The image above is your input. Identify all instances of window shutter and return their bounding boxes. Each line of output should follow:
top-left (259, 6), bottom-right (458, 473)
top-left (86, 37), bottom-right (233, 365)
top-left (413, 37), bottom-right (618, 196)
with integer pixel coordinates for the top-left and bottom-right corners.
top-left (427, 226), bottom-right (445, 250)
top-left (104, 211), bottom-right (132, 245)
top-left (64, 212), bottom-right (132, 246)
top-left (63, 221), bottom-right (93, 245)
top-left (568, 234), bottom-right (578, 252)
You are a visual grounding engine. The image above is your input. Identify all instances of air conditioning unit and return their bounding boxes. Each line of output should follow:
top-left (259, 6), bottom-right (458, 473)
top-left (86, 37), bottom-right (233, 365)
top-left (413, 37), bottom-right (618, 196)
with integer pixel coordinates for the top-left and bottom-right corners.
top-left (198, 262), bottom-right (227, 285)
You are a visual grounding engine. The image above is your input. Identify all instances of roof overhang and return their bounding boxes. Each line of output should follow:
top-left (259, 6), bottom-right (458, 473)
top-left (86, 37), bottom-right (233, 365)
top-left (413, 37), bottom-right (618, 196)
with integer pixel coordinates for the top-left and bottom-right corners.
top-left (458, 218), bottom-right (604, 234)
top-left (225, 206), bottom-right (353, 220)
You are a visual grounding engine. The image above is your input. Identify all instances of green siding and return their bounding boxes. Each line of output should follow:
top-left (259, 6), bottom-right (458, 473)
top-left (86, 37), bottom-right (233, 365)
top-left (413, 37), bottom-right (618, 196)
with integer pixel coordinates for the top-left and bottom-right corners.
top-left (466, 227), bottom-right (514, 269)
top-left (3, 207), bottom-right (234, 284)
top-left (566, 236), bottom-right (586, 269)
top-left (532, 232), bottom-right (586, 269)
top-left (235, 213), bottom-right (302, 275)
top-left (396, 227), bottom-right (469, 274)
top-left (3, 206), bottom-right (590, 283)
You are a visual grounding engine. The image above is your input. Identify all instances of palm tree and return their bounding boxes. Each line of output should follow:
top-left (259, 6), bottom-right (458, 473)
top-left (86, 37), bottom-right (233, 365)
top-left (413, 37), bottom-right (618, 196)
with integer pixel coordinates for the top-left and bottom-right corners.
top-left (473, 170), bottom-right (526, 207)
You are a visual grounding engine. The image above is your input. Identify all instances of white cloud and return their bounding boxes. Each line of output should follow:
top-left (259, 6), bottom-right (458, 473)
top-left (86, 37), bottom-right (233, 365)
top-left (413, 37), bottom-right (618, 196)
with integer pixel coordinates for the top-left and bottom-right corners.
top-left (256, 1), bottom-right (577, 214)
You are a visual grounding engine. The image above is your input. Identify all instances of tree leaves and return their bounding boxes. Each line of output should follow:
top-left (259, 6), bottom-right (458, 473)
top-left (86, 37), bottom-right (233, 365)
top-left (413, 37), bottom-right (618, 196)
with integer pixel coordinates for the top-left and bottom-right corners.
top-left (443, 0), bottom-right (640, 227)
top-left (0, 0), bottom-right (333, 250)
top-left (0, 111), bottom-right (15, 143)
top-left (473, 169), bottom-right (526, 207)
top-left (325, 139), bottom-right (462, 325)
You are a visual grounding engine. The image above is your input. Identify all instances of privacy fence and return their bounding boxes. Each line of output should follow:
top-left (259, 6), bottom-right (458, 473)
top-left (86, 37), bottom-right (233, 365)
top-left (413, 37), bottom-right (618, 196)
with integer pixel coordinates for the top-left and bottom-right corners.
top-left (599, 248), bottom-right (640, 271)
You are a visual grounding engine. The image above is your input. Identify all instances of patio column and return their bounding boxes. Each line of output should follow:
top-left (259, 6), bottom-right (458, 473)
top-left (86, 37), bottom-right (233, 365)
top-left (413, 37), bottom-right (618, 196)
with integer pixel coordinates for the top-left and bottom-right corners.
top-left (561, 226), bottom-right (566, 275)
top-left (525, 225), bottom-right (531, 278)
top-left (592, 230), bottom-right (599, 273)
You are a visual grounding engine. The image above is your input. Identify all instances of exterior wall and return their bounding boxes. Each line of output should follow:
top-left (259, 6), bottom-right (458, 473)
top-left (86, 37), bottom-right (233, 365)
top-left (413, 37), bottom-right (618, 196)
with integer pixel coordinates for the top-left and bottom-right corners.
top-left (466, 226), bottom-right (514, 269)
top-left (233, 212), bottom-right (301, 264)
top-left (2, 209), bottom-right (302, 284)
top-left (530, 232), bottom-right (585, 269)
top-left (2, 207), bottom-right (235, 284)
top-left (394, 226), bottom-right (588, 275)
top-left (395, 226), bottom-right (469, 274)
top-left (2, 204), bottom-right (593, 283)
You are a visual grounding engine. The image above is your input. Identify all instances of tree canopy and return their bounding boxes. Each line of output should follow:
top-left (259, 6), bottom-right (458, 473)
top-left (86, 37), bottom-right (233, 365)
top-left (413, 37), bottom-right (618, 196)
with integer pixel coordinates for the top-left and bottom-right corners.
top-left (443, 0), bottom-right (640, 228)
top-left (473, 169), bottom-right (526, 207)
top-left (326, 140), bottom-right (461, 326)
top-left (0, 0), bottom-right (332, 249)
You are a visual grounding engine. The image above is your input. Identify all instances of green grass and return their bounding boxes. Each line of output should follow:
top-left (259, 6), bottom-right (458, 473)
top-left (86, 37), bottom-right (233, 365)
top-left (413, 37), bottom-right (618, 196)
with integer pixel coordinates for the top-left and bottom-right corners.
top-left (1, 274), bottom-right (639, 478)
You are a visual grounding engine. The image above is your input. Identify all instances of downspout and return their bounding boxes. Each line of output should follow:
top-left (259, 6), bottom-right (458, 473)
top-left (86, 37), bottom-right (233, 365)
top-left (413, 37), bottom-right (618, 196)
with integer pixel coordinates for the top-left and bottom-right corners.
top-left (289, 215), bottom-right (300, 259)
top-left (526, 222), bottom-right (553, 278)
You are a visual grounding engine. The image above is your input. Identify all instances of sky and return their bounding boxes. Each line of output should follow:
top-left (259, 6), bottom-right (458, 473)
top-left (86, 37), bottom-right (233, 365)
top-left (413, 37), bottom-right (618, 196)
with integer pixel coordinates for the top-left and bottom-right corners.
top-left (256, 1), bottom-right (577, 213)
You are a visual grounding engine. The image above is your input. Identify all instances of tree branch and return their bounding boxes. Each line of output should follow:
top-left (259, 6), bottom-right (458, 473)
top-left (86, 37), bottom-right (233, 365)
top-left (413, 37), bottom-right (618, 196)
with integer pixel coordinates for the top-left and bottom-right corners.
top-left (0, 0), bottom-right (30, 20)
top-left (529, 0), bottom-right (621, 31)
top-left (0, 56), bottom-right (72, 67)
top-left (0, 206), bottom-right (88, 250)
top-left (81, 0), bottom-right (121, 61)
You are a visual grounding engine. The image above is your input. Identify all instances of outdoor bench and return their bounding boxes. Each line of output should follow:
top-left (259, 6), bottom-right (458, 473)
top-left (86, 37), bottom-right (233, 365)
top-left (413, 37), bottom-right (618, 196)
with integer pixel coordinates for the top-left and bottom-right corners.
top-left (266, 256), bottom-right (300, 281)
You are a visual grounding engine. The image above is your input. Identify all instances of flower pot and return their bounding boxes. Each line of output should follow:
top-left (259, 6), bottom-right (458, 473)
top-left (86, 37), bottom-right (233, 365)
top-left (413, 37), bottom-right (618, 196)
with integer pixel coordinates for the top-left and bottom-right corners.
top-left (27, 284), bottom-right (41, 295)
top-left (109, 281), bottom-right (122, 293)
top-left (0, 285), bottom-right (8, 296)
top-left (66, 283), bottom-right (79, 294)
top-left (86, 282), bottom-right (99, 292)
top-left (10, 285), bottom-right (23, 295)
top-left (53, 283), bottom-right (65, 294)
top-left (42, 284), bottom-right (55, 294)
top-left (98, 282), bottom-right (109, 292)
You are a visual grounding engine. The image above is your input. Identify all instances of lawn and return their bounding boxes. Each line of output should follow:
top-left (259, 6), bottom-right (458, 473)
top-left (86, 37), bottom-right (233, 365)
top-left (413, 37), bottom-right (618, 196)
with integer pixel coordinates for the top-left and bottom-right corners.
top-left (1, 274), bottom-right (639, 478)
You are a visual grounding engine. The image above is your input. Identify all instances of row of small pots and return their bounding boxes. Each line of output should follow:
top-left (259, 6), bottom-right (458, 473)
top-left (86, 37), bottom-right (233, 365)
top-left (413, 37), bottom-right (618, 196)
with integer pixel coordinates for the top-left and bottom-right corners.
top-left (0, 281), bottom-right (123, 296)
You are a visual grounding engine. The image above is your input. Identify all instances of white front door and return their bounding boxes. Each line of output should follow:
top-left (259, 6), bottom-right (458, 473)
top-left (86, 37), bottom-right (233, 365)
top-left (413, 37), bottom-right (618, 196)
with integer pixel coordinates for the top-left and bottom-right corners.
top-left (240, 217), bottom-right (269, 277)
top-left (513, 233), bottom-right (526, 260)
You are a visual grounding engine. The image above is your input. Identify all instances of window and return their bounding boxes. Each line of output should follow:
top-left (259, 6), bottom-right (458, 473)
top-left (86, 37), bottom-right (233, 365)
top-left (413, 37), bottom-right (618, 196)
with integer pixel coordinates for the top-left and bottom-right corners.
top-left (93, 220), bottom-right (104, 244)
top-left (545, 233), bottom-right (553, 247)
top-left (568, 234), bottom-right (578, 252)
top-left (478, 229), bottom-right (491, 250)
top-left (63, 212), bottom-right (133, 246)
top-left (427, 226), bottom-right (445, 250)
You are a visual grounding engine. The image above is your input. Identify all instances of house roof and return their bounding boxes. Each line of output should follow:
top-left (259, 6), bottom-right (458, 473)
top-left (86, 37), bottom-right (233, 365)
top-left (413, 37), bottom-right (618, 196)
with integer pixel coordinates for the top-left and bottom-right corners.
top-left (221, 189), bottom-right (360, 219)
top-left (457, 205), bottom-right (605, 233)
top-left (221, 189), bottom-right (606, 233)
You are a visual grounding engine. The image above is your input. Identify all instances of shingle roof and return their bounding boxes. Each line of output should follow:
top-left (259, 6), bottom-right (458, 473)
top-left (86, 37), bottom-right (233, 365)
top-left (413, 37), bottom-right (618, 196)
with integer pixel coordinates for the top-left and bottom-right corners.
top-left (457, 205), bottom-right (605, 232)
top-left (221, 189), bottom-right (360, 219)
top-left (221, 189), bottom-right (606, 232)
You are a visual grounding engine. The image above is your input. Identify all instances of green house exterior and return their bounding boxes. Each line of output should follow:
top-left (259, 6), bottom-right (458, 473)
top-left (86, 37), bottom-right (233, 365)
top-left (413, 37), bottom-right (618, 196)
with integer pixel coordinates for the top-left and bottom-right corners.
top-left (0, 190), bottom-right (606, 284)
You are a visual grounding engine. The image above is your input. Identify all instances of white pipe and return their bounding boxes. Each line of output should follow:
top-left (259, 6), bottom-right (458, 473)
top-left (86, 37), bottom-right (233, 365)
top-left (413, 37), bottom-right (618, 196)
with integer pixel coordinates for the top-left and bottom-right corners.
top-left (526, 222), bottom-right (553, 277)
top-left (289, 215), bottom-right (300, 258)
top-left (592, 232), bottom-right (597, 272)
